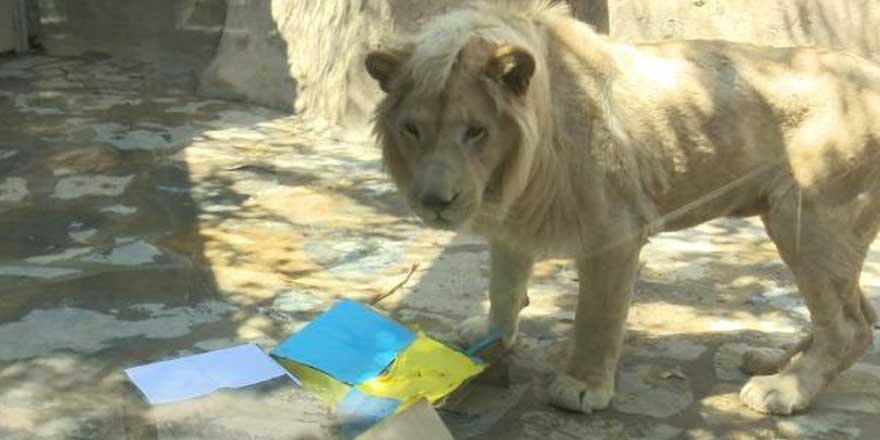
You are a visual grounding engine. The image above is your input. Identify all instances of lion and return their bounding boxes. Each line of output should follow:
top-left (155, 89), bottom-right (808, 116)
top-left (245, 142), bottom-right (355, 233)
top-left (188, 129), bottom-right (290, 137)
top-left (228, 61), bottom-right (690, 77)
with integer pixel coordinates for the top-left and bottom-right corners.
top-left (364, 0), bottom-right (880, 415)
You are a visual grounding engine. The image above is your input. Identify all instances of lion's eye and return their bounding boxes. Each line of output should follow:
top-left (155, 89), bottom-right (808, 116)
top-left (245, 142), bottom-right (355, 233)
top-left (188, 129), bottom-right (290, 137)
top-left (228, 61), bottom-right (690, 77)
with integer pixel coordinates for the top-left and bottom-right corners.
top-left (464, 125), bottom-right (486, 142)
top-left (401, 121), bottom-right (420, 140)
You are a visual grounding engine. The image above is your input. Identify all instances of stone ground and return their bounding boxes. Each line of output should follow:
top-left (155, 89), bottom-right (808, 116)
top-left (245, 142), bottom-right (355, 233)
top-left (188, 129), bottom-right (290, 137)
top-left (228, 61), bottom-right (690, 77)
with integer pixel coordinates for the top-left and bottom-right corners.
top-left (1, 52), bottom-right (880, 440)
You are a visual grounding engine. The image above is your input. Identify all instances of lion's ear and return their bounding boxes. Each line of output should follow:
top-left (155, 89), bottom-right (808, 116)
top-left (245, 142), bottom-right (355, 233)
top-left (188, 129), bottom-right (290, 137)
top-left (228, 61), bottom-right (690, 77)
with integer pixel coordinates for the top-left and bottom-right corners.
top-left (366, 50), bottom-right (402, 93)
top-left (484, 45), bottom-right (535, 96)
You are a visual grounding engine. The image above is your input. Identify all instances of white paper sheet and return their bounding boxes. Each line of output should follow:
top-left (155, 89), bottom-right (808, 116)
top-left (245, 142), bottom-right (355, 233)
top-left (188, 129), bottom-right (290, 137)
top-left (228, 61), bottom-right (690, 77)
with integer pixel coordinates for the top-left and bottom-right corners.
top-left (125, 343), bottom-right (292, 404)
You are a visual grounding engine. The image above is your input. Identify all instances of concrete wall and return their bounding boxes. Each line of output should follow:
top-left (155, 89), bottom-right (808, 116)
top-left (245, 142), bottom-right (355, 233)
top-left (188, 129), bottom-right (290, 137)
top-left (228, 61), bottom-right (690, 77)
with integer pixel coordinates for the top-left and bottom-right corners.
top-left (0, 0), bottom-right (15, 52)
top-left (38, 0), bottom-right (227, 93)
top-left (199, 0), bottom-right (394, 124)
top-left (0, 0), bottom-right (32, 53)
top-left (569, 0), bottom-right (610, 33)
top-left (198, 0), bottom-right (607, 127)
top-left (198, 0), bottom-right (880, 130)
top-left (199, 0), bottom-right (476, 128)
top-left (611, 0), bottom-right (880, 59)
top-left (38, 0), bottom-right (877, 125)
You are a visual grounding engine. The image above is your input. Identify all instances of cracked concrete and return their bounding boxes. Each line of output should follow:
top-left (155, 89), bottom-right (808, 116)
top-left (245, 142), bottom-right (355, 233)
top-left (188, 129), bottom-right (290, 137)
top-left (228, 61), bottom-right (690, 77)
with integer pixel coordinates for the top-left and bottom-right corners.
top-left (2, 43), bottom-right (880, 440)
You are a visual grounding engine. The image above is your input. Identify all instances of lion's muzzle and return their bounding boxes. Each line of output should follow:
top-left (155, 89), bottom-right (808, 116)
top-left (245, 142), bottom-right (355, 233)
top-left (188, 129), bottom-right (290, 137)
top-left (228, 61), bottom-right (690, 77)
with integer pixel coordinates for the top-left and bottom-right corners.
top-left (411, 157), bottom-right (465, 224)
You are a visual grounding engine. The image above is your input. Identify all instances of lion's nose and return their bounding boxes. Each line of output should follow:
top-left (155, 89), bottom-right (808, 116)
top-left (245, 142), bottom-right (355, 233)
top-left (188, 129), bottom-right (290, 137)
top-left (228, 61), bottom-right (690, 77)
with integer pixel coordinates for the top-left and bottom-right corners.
top-left (420, 191), bottom-right (457, 211)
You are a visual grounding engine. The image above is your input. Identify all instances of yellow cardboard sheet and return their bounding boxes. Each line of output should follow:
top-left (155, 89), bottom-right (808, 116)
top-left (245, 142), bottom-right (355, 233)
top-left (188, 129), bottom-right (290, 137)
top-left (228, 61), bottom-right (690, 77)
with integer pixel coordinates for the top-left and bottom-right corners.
top-left (275, 332), bottom-right (485, 414)
top-left (275, 358), bottom-right (351, 406)
top-left (357, 332), bottom-right (485, 406)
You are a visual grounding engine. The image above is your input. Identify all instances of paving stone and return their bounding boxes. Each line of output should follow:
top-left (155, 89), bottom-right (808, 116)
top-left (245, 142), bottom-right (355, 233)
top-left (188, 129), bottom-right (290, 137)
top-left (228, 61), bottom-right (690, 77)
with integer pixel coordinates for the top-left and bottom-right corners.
top-left (2, 50), bottom-right (880, 440)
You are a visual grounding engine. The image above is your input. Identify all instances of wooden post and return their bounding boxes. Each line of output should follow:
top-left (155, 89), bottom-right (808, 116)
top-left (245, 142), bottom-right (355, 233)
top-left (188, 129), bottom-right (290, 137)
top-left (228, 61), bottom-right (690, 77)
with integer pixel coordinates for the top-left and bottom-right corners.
top-left (567, 0), bottom-right (609, 34)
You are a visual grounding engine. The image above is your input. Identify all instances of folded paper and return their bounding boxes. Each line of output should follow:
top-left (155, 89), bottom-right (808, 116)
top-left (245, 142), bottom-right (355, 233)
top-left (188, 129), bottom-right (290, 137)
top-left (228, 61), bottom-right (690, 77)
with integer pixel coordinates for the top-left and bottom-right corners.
top-left (274, 358), bottom-right (352, 405)
top-left (274, 332), bottom-right (486, 413)
top-left (124, 343), bottom-right (291, 405)
top-left (269, 299), bottom-right (488, 435)
top-left (271, 299), bottom-right (417, 385)
top-left (358, 332), bottom-right (485, 406)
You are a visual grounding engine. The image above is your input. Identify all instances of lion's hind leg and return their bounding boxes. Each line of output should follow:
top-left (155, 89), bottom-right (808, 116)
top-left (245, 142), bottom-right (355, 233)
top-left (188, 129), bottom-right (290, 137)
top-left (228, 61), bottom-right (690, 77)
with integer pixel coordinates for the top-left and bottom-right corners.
top-left (739, 191), bottom-right (877, 414)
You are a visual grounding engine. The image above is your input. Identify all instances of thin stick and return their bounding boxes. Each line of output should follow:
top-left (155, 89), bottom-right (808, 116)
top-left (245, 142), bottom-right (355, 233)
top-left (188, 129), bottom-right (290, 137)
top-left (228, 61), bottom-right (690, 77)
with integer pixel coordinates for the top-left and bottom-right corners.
top-left (369, 263), bottom-right (420, 305)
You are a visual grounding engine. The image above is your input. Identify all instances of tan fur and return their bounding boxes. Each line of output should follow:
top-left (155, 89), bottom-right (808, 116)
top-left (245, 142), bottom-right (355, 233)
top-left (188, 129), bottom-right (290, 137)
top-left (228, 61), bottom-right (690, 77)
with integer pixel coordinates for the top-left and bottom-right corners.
top-left (366, 1), bottom-right (880, 415)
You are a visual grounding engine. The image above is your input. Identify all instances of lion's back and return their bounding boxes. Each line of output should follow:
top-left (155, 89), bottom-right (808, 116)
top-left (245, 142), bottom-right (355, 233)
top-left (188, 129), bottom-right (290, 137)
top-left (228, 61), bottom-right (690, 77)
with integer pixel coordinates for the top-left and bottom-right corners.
top-left (607, 39), bottom-right (880, 221)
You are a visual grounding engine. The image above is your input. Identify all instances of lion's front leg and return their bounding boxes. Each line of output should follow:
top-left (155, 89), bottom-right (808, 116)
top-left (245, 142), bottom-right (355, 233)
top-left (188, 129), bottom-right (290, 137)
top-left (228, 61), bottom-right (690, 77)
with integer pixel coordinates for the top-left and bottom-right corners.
top-left (457, 241), bottom-right (534, 349)
top-left (549, 241), bottom-right (641, 414)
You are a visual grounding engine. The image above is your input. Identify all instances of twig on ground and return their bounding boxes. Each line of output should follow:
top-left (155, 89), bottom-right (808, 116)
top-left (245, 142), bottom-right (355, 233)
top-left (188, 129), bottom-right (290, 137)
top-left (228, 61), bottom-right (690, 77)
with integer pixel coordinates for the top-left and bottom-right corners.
top-left (369, 263), bottom-right (420, 305)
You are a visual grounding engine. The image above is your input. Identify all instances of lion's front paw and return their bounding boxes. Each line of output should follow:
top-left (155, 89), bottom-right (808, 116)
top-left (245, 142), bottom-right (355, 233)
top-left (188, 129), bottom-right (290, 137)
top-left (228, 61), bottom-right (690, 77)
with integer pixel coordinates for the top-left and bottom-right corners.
top-left (739, 373), bottom-right (814, 415)
top-left (548, 373), bottom-right (613, 414)
top-left (456, 316), bottom-right (516, 349)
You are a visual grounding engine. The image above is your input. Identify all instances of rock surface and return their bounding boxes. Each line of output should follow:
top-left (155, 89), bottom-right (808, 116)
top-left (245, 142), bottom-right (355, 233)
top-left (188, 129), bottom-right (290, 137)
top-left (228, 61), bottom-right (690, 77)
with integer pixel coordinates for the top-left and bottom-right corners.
top-left (2, 49), bottom-right (880, 439)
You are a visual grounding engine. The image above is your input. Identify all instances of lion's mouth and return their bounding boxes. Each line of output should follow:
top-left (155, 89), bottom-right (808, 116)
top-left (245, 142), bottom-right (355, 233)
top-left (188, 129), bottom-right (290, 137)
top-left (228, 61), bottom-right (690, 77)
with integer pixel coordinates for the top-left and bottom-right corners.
top-left (410, 193), bottom-right (478, 230)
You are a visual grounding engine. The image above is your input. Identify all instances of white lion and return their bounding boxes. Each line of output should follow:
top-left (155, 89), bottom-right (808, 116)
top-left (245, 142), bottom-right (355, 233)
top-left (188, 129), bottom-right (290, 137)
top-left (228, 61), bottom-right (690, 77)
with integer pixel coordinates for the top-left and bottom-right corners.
top-left (365, 0), bottom-right (880, 415)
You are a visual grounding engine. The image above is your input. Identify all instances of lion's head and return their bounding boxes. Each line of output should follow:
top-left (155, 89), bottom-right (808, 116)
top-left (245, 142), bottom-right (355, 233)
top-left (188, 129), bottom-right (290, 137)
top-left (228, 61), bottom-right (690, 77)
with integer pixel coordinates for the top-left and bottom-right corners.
top-left (365, 5), bottom-right (556, 229)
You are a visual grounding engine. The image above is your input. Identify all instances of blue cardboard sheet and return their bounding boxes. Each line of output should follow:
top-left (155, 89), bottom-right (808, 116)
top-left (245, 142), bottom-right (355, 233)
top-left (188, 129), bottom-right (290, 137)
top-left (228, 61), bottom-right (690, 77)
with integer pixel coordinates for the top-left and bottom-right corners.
top-left (125, 343), bottom-right (291, 405)
top-left (271, 299), bottom-right (417, 385)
